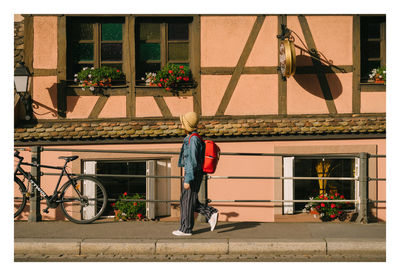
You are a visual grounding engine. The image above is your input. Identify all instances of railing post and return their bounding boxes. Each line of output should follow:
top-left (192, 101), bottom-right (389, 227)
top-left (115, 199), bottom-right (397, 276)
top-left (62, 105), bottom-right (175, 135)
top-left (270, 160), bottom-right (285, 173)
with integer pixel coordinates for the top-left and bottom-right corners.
top-left (196, 173), bottom-right (207, 223)
top-left (356, 152), bottom-right (369, 224)
top-left (28, 146), bottom-right (42, 222)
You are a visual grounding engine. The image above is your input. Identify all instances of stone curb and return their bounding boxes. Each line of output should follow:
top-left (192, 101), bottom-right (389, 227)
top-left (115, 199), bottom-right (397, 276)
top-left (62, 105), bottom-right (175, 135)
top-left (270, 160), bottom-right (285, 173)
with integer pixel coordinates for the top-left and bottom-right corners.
top-left (81, 239), bottom-right (156, 255)
top-left (156, 239), bottom-right (228, 255)
top-left (326, 238), bottom-right (386, 254)
top-left (14, 238), bottom-right (386, 256)
top-left (229, 239), bottom-right (326, 255)
top-left (14, 238), bottom-right (81, 255)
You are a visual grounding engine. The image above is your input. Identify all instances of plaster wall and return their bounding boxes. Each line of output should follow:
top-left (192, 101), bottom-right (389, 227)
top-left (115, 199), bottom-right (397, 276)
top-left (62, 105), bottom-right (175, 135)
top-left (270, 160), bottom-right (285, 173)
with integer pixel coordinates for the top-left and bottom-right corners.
top-left (15, 138), bottom-right (386, 222)
top-left (33, 16), bottom-right (57, 69)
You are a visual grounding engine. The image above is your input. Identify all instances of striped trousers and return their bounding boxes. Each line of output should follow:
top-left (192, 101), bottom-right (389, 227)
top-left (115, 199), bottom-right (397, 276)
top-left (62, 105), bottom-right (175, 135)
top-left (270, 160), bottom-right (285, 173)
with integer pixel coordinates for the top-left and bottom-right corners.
top-left (179, 171), bottom-right (218, 234)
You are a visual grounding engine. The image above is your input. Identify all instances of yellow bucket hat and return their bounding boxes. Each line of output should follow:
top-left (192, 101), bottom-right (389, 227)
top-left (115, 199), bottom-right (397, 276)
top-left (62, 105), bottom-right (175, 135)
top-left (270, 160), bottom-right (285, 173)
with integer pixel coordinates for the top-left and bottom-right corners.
top-left (180, 111), bottom-right (200, 132)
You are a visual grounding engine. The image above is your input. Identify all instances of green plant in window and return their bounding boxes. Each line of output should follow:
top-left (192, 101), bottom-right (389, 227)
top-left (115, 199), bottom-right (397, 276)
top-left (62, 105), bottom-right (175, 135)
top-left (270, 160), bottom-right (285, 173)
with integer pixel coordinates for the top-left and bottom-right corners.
top-left (304, 193), bottom-right (351, 222)
top-left (368, 66), bottom-right (386, 84)
top-left (75, 66), bottom-right (124, 91)
top-left (112, 192), bottom-right (146, 221)
top-left (153, 63), bottom-right (192, 92)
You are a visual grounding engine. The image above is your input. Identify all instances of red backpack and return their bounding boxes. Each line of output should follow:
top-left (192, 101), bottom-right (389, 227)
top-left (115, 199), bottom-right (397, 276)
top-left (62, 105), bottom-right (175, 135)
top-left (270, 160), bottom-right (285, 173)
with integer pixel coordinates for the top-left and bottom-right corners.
top-left (189, 133), bottom-right (220, 174)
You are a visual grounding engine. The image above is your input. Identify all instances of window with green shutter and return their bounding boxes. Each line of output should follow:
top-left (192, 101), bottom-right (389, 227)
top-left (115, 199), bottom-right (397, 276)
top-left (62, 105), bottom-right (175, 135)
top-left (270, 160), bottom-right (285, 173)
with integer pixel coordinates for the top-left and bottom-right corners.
top-left (66, 17), bottom-right (124, 80)
top-left (135, 17), bottom-right (192, 85)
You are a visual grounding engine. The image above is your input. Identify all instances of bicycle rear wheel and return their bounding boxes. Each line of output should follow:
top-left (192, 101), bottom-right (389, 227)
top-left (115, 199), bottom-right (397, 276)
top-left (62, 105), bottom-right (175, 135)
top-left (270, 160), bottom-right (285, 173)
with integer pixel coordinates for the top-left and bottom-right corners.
top-left (60, 176), bottom-right (107, 224)
top-left (14, 177), bottom-right (27, 218)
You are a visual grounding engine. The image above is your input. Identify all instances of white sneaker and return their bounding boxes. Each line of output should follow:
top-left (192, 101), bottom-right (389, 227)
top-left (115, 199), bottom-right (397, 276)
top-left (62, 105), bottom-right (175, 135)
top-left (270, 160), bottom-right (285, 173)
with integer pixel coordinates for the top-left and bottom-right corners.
top-left (172, 230), bottom-right (192, 236)
top-left (209, 212), bottom-right (219, 231)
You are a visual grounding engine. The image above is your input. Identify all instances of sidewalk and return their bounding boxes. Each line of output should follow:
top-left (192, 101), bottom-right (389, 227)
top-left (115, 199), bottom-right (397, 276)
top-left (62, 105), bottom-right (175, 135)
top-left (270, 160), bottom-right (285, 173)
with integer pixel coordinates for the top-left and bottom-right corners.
top-left (14, 220), bottom-right (386, 259)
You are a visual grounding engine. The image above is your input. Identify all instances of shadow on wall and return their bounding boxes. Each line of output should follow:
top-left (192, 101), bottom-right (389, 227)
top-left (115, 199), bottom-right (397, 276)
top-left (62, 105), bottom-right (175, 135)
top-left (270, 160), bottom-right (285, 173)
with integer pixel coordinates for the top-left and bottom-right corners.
top-left (293, 55), bottom-right (343, 100)
top-left (44, 83), bottom-right (79, 115)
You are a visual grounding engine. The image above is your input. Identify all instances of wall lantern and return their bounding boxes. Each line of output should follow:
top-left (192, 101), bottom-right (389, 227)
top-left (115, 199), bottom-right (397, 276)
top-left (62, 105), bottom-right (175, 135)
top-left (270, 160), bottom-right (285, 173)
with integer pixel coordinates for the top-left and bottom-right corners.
top-left (14, 62), bottom-right (33, 121)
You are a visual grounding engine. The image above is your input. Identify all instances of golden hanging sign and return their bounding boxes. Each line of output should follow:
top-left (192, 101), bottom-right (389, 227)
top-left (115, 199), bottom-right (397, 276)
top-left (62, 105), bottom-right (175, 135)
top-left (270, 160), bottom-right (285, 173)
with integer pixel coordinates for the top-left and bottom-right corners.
top-left (279, 39), bottom-right (296, 78)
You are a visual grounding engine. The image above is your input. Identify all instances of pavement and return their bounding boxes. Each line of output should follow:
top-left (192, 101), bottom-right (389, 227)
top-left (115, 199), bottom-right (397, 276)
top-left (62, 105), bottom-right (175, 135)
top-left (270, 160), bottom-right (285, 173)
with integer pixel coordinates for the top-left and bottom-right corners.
top-left (14, 220), bottom-right (386, 261)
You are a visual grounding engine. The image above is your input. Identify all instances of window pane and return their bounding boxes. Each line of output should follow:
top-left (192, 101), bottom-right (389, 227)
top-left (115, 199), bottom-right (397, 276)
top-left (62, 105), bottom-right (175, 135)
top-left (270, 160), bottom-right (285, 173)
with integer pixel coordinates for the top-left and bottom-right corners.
top-left (367, 23), bottom-right (380, 39)
top-left (102, 23), bottom-right (123, 41)
top-left (139, 43), bottom-right (160, 61)
top-left (168, 23), bottom-right (188, 40)
top-left (73, 43), bottom-right (94, 61)
top-left (70, 22), bottom-right (93, 41)
top-left (168, 43), bottom-right (188, 61)
top-left (366, 41), bottom-right (380, 58)
top-left (101, 43), bottom-right (122, 61)
top-left (140, 23), bottom-right (160, 41)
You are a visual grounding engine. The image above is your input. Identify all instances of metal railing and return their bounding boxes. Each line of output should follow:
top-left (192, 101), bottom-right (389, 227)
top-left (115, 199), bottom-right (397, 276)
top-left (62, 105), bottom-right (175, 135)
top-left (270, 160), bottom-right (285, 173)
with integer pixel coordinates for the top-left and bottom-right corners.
top-left (15, 146), bottom-right (386, 224)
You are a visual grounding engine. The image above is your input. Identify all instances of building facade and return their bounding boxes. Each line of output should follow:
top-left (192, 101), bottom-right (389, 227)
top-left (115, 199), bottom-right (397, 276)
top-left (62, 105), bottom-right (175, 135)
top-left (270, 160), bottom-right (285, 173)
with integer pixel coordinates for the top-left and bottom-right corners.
top-left (14, 14), bottom-right (386, 222)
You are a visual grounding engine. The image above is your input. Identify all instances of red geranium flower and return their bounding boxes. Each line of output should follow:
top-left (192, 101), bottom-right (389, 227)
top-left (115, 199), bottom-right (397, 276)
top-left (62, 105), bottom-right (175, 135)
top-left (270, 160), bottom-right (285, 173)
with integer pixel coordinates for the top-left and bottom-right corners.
top-left (123, 192), bottom-right (127, 196)
top-left (331, 204), bottom-right (336, 208)
top-left (330, 214), bottom-right (336, 218)
top-left (340, 195), bottom-right (345, 199)
top-left (137, 213), bottom-right (143, 219)
top-left (133, 202), bottom-right (137, 206)
top-left (321, 203), bottom-right (325, 207)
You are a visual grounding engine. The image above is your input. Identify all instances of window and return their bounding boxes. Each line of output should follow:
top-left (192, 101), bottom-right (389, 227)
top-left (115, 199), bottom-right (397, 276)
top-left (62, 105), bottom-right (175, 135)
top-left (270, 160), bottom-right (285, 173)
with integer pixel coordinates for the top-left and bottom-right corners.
top-left (84, 159), bottom-right (171, 219)
top-left (96, 160), bottom-right (146, 217)
top-left (135, 17), bottom-right (192, 85)
top-left (283, 157), bottom-right (357, 214)
top-left (66, 17), bottom-right (124, 80)
top-left (360, 16), bottom-right (386, 83)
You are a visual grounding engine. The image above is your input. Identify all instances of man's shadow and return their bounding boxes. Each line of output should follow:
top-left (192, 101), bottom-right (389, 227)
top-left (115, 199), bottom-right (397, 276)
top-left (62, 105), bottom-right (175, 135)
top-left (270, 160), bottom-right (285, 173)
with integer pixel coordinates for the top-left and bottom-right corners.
top-left (192, 211), bottom-right (260, 234)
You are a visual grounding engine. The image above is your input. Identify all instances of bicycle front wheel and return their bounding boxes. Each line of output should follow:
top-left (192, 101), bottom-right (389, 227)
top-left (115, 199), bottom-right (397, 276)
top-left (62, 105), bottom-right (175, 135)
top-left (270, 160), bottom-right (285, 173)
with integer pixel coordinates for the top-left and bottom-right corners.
top-left (14, 177), bottom-right (27, 218)
top-left (60, 176), bottom-right (107, 224)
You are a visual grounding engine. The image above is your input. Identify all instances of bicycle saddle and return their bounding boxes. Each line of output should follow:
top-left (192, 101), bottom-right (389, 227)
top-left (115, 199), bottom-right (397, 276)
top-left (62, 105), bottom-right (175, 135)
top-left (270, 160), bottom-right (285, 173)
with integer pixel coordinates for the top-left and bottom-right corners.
top-left (58, 156), bottom-right (79, 162)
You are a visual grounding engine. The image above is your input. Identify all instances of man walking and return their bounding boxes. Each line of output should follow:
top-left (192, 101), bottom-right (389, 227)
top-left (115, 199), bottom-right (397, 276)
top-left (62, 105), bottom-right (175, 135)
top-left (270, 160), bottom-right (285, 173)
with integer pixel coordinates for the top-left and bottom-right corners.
top-left (172, 111), bottom-right (219, 236)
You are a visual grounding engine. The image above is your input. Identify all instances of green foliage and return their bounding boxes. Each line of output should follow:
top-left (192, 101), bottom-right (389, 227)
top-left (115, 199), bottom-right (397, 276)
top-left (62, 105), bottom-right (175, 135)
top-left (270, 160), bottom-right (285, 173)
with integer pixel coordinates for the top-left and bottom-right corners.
top-left (153, 63), bottom-right (192, 91)
top-left (112, 192), bottom-right (146, 221)
top-left (369, 66), bottom-right (386, 82)
top-left (75, 66), bottom-right (124, 90)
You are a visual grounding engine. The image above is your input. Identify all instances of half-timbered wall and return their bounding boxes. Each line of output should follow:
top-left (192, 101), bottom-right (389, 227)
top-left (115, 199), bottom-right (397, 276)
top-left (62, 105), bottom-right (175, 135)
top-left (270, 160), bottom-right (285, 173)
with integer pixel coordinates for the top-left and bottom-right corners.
top-left (25, 15), bottom-right (386, 121)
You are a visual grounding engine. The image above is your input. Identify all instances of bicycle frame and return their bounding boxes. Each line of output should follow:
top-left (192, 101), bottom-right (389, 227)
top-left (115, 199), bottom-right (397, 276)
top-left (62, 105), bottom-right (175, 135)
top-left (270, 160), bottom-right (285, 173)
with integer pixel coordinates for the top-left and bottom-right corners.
top-left (15, 158), bottom-right (74, 201)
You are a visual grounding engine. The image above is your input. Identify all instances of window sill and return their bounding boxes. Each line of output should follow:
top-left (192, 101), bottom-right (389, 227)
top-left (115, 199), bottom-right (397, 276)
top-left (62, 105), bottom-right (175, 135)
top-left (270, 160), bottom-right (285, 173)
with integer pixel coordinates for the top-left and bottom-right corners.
top-left (65, 85), bottom-right (129, 96)
top-left (135, 85), bottom-right (195, 97)
top-left (360, 83), bottom-right (386, 92)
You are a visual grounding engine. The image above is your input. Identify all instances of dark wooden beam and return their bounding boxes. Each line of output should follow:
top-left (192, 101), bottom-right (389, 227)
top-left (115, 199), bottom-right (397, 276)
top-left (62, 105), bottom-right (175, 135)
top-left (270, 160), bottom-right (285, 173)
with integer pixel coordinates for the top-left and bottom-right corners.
top-left (352, 15), bottom-right (361, 113)
top-left (154, 96), bottom-right (173, 118)
top-left (298, 15), bottom-right (338, 115)
top-left (215, 15), bottom-right (266, 116)
top-left (278, 15), bottom-right (287, 115)
top-left (88, 96), bottom-right (109, 119)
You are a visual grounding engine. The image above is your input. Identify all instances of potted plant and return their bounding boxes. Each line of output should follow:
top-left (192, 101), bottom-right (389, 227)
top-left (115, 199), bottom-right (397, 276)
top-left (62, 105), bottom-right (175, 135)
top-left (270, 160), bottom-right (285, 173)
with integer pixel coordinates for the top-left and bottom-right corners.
top-left (153, 63), bottom-right (194, 92)
top-left (74, 66), bottom-right (125, 91)
top-left (141, 72), bottom-right (157, 86)
top-left (368, 66), bottom-right (386, 84)
top-left (304, 193), bottom-right (350, 222)
top-left (113, 192), bottom-right (146, 221)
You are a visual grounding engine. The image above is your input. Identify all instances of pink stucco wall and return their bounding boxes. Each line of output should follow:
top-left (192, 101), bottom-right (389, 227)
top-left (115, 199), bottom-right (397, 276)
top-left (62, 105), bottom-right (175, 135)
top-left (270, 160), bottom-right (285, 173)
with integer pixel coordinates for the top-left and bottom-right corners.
top-left (33, 16), bottom-right (57, 69)
top-left (99, 96), bottom-right (126, 118)
top-left (361, 92), bottom-right (386, 113)
top-left (15, 138), bottom-right (386, 222)
top-left (32, 76), bottom-right (58, 119)
top-left (201, 16), bottom-right (256, 67)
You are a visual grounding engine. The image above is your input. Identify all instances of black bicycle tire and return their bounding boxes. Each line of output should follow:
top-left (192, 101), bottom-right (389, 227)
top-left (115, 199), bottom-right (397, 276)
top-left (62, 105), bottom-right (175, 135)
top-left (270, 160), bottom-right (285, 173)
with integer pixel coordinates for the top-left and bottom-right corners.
top-left (14, 177), bottom-right (27, 218)
top-left (60, 176), bottom-right (108, 224)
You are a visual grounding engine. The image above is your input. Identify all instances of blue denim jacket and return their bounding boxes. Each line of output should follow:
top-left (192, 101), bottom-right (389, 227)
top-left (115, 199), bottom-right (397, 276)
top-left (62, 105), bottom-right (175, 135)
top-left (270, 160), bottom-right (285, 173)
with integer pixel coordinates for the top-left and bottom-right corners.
top-left (178, 132), bottom-right (205, 183)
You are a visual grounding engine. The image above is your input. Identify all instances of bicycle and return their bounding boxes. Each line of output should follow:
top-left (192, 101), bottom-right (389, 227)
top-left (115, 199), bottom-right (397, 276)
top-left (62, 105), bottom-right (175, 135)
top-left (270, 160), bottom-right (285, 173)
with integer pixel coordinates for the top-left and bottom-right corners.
top-left (14, 149), bottom-right (108, 224)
